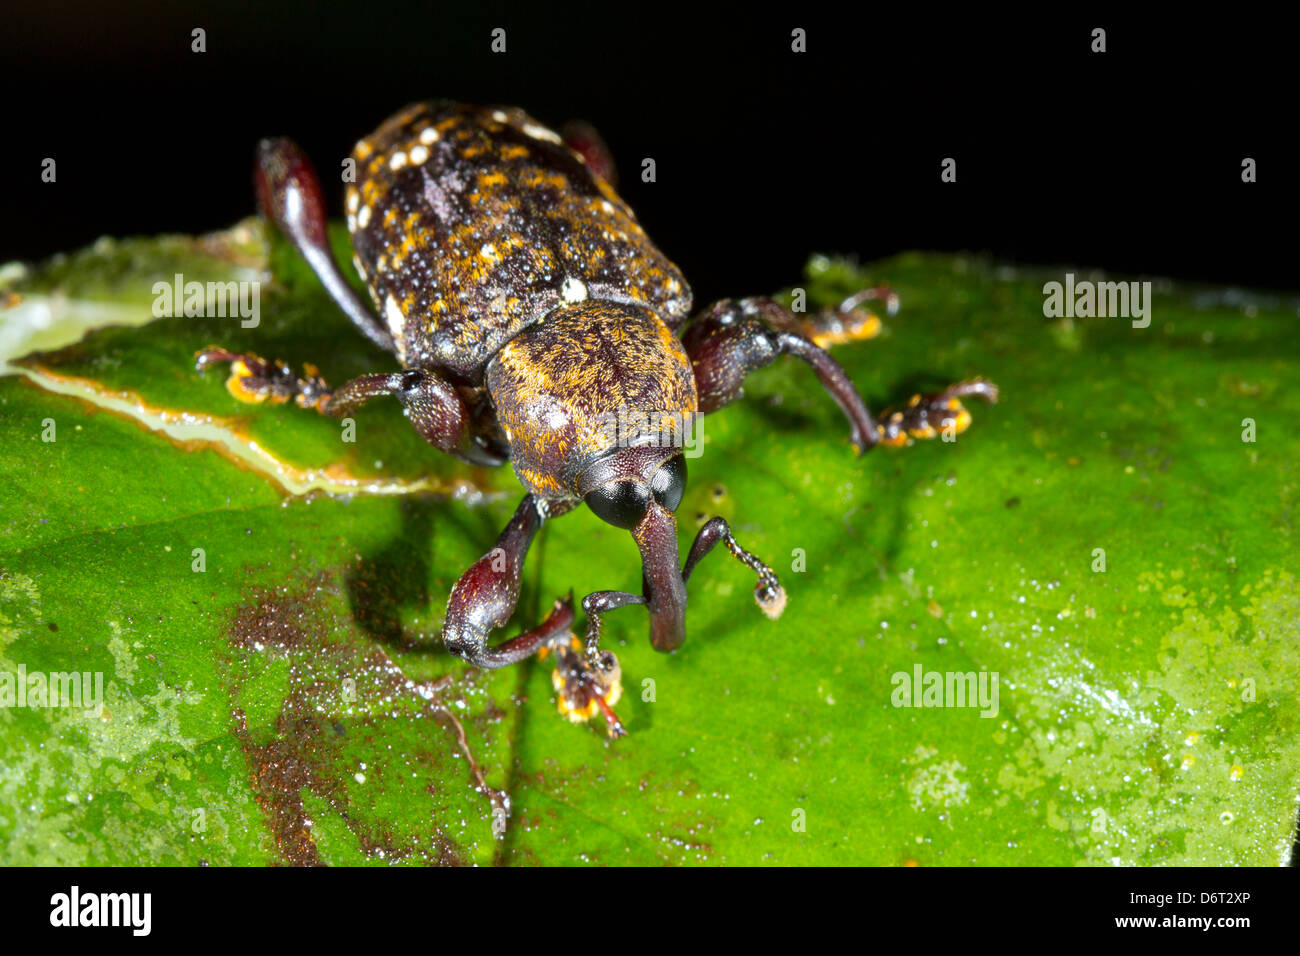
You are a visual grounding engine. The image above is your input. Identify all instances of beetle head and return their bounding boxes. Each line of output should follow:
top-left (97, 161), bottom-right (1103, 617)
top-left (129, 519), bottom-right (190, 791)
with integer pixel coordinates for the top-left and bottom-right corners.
top-left (577, 444), bottom-right (690, 651)
top-left (576, 444), bottom-right (687, 530)
top-left (484, 302), bottom-right (699, 651)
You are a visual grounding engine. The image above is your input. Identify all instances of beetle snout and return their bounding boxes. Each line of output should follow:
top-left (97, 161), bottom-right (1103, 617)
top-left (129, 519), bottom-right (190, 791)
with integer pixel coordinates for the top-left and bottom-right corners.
top-left (633, 501), bottom-right (687, 652)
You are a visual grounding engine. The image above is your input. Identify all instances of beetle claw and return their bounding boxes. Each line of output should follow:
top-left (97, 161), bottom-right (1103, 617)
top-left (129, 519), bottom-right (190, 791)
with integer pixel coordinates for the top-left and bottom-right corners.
top-left (549, 635), bottom-right (626, 738)
top-left (195, 346), bottom-right (332, 409)
top-left (875, 378), bottom-right (1000, 446)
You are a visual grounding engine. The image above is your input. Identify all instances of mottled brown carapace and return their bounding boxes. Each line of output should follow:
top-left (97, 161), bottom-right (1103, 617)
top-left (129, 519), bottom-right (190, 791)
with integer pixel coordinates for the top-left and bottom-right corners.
top-left (199, 101), bottom-right (998, 739)
top-left (346, 102), bottom-right (691, 381)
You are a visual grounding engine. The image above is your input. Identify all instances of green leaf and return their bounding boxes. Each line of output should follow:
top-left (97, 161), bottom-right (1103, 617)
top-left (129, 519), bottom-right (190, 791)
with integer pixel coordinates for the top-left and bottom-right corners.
top-left (2, 228), bottom-right (1296, 865)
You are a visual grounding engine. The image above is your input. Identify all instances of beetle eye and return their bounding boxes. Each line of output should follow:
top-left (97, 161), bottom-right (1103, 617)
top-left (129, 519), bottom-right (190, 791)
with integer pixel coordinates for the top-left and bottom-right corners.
top-left (649, 454), bottom-right (687, 512)
top-left (584, 480), bottom-right (651, 529)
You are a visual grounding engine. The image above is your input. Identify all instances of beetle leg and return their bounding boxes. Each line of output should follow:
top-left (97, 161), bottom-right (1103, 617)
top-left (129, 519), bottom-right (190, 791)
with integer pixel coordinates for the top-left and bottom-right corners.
top-left (702, 290), bottom-right (895, 349)
top-left (580, 590), bottom-right (647, 668)
top-left (874, 378), bottom-right (1000, 446)
top-left (442, 495), bottom-right (577, 668)
top-left (542, 633), bottom-right (627, 738)
top-left (683, 297), bottom-right (997, 454)
top-left (578, 514), bottom-right (784, 670)
top-left (328, 368), bottom-right (506, 465)
top-left (195, 348), bottom-right (331, 410)
top-left (800, 287), bottom-right (898, 348)
top-left (254, 137), bottom-right (397, 354)
top-left (683, 297), bottom-right (881, 453)
top-left (561, 119), bottom-right (617, 188)
top-left (196, 353), bottom-right (504, 466)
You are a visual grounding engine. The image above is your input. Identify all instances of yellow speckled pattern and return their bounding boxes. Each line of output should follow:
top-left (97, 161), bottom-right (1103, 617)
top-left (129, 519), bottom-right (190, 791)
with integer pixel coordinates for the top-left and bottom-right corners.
top-left (878, 395), bottom-right (975, 446)
top-left (486, 302), bottom-right (698, 497)
top-left (345, 102), bottom-right (693, 381)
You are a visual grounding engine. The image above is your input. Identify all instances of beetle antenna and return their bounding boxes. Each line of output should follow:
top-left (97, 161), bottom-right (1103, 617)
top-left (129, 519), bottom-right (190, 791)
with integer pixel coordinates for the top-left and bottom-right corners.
top-left (683, 517), bottom-right (787, 620)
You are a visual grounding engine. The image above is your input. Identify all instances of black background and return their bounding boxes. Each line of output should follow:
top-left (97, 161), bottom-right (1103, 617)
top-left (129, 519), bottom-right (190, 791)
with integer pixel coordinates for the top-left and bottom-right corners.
top-left (3, 2), bottom-right (1294, 300)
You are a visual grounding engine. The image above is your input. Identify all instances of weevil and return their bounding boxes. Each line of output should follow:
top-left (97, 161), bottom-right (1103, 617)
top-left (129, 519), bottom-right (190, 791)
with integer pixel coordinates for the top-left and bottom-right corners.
top-left (198, 102), bottom-right (997, 738)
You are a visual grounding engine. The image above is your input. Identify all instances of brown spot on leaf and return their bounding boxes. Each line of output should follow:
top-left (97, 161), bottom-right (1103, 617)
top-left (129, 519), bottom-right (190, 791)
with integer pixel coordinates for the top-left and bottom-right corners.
top-left (222, 573), bottom-right (507, 866)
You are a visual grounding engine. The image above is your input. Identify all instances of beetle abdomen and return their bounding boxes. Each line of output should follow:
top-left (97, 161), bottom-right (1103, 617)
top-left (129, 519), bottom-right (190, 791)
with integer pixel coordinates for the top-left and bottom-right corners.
top-left (346, 102), bottom-right (692, 381)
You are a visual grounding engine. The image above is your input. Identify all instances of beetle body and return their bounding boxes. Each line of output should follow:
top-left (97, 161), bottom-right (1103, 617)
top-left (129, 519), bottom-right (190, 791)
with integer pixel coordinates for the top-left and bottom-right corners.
top-left (344, 102), bottom-right (699, 501)
top-left (198, 101), bottom-right (997, 738)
